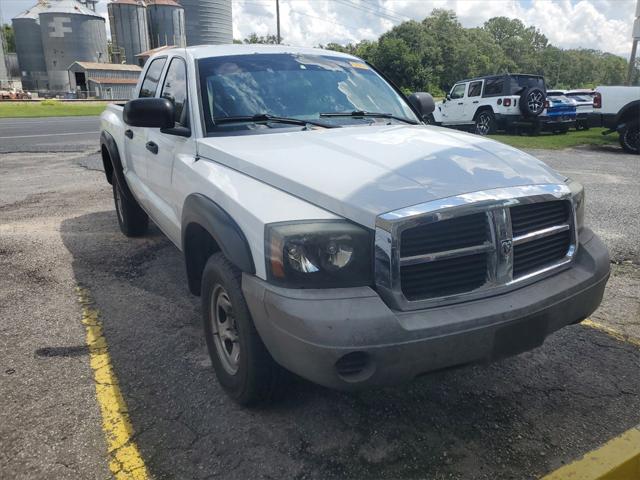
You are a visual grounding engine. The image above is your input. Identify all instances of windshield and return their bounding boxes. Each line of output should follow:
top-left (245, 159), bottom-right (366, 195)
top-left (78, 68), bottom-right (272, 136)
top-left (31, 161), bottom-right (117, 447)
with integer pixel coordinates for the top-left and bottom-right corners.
top-left (198, 53), bottom-right (418, 134)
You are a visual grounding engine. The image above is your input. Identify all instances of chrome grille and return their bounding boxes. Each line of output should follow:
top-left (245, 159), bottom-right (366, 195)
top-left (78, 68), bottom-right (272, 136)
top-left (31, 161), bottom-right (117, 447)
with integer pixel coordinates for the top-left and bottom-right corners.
top-left (375, 185), bottom-right (578, 311)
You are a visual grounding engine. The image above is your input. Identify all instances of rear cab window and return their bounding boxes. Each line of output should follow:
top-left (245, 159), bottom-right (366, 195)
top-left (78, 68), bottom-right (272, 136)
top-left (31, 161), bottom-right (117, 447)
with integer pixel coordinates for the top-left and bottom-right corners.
top-left (139, 57), bottom-right (167, 98)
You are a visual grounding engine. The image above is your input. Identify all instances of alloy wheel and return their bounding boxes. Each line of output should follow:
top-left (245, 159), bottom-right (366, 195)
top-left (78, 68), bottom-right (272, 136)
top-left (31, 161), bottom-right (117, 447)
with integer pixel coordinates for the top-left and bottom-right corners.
top-left (476, 114), bottom-right (490, 135)
top-left (527, 91), bottom-right (544, 113)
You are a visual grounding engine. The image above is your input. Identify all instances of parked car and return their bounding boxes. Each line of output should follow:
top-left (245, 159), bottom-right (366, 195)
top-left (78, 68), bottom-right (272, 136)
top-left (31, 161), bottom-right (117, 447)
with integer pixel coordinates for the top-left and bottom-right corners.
top-left (547, 90), bottom-right (593, 130)
top-left (591, 86), bottom-right (640, 154)
top-left (0, 88), bottom-right (32, 100)
top-left (100, 45), bottom-right (610, 405)
top-left (539, 93), bottom-right (577, 134)
top-left (430, 74), bottom-right (547, 135)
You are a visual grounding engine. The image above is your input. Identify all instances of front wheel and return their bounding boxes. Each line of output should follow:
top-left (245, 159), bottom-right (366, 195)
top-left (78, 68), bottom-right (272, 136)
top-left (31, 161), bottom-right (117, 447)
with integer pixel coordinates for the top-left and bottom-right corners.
top-left (202, 253), bottom-right (285, 406)
top-left (619, 122), bottom-right (639, 154)
top-left (475, 111), bottom-right (495, 136)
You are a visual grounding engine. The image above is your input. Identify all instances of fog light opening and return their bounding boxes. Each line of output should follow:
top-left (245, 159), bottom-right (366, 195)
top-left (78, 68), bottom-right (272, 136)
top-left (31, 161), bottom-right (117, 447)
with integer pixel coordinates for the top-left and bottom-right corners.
top-left (335, 351), bottom-right (375, 382)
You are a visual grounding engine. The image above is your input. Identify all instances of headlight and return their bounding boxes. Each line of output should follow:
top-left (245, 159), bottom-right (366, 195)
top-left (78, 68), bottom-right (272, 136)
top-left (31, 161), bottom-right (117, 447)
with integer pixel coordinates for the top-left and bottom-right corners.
top-left (567, 179), bottom-right (585, 231)
top-left (265, 220), bottom-right (373, 288)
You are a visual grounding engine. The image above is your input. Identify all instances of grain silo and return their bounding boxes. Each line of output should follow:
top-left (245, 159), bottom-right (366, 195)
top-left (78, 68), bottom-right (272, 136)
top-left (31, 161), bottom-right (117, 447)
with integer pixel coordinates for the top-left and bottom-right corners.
top-left (180, 0), bottom-right (233, 46)
top-left (108, 0), bottom-right (150, 65)
top-left (146, 0), bottom-right (186, 49)
top-left (12, 2), bottom-right (49, 91)
top-left (0, 32), bottom-right (8, 86)
top-left (39, 0), bottom-right (108, 93)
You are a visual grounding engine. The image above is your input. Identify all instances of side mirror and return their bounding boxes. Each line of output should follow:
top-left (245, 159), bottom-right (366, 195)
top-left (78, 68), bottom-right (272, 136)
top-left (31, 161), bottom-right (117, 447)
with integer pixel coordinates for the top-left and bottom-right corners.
top-left (124, 98), bottom-right (174, 129)
top-left (408, 92), bottom-right (435, 119)
top-left (446, 94), bottom-right (451, 101)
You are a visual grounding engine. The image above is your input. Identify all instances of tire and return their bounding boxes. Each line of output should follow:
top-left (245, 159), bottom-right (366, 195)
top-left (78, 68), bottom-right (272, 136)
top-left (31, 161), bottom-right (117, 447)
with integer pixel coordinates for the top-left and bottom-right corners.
top-left (424, 113), bottom-right (436, 125)
top-left (619, 122), bottom-right (639, 154)
top-left (202, 253), bottom-right (285, 406)
top-left (553, 126), bottom-right (569, 135)
top-left (112, 177), bottom-right (148, 237)
top-left (576, 121), bottom-right (589, 131)
top-left (519, 87), bottom-right (545, 117)
top-left (474, 110), bottom-right (495, 136)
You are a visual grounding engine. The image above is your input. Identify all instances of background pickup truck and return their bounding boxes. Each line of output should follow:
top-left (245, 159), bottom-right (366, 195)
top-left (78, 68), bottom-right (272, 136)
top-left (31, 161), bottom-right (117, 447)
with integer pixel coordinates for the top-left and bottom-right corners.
top-left (591, 86), bottom-right (640, 154)
top-left (100, 45), bottom-right (610, 406)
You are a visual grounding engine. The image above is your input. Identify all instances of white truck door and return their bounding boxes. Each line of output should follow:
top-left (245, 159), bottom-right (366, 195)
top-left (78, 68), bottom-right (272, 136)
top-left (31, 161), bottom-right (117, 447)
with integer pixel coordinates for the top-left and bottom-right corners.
top-left (144, 56), bottom-right (194, 245)
top-left (441, 83), bottom-right (467, 124)
top-left (463, 80), bottom-right (483, 122)
top-left (124, 57), bottom-right (168, 210)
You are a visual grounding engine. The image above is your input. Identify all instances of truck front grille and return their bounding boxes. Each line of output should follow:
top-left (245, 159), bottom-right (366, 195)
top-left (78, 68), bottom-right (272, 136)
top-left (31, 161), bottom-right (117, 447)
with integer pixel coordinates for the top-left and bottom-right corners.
top-left (375, 185), bottom-right (578, 311)
top-left (401, 253), bottom-right (487, 300)
top-left (399, 213), bottom-right (490, 300)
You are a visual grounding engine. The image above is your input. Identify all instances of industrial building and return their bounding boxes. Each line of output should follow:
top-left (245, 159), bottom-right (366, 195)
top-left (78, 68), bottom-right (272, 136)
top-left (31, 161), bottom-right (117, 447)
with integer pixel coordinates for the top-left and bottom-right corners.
top-left (68, 61), bottom-right (141, 99)
top-left (12, 0), bottom-right (108, 94)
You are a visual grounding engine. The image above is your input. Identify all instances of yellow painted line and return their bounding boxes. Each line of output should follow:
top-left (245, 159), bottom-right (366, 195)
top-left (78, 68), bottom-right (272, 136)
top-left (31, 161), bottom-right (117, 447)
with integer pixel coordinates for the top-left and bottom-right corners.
top-left (582, 319), bottom-right (640, 348)
top-left (76, 286), bottom-right (149, 480)
top-left (541, 425), bottom-right (640, 480)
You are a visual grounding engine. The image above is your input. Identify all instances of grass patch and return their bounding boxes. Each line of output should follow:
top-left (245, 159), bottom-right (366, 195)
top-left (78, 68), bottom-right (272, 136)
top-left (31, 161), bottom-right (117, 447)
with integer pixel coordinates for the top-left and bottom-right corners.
top-left (488, 128), bottom-right (618, 150)
top-left (0, 100), bottom-right (109, 118)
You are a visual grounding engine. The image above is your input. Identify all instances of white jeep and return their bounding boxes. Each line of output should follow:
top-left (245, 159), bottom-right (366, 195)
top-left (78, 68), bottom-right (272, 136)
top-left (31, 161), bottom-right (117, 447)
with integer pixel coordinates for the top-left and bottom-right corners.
top-left (430, 74), bottom-right (547, 135)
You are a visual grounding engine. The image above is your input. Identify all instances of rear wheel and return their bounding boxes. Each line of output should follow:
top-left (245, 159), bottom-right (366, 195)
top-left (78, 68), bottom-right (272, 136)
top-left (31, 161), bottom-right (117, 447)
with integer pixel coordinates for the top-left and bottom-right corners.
top-left (475, 111), bottom-right (495, 136)
top-left (619, 122), bottom-right (639, 154)
top-left (112, 177), bottom-right (148, 237)
top-left (202, 253), bottom-right (286, 406)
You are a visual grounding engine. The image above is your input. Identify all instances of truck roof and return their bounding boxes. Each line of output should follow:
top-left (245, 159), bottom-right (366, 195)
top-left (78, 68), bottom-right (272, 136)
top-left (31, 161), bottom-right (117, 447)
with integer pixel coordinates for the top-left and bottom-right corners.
top-left (158, 44), bottom-right (359, 61)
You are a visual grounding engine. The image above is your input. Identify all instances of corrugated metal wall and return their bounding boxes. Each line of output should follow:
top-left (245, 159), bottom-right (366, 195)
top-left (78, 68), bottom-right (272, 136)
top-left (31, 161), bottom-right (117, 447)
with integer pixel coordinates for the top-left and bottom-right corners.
top-left (180, 0), bottom-right (233, 46)
top-left (12, 14), bottom-right (49, 90)
top-left (108, 1), bottom-right (150, 65)
top-left (146, 1), bottom-right (186, 49)
top-left (40, 11), bottom-right (108, 92)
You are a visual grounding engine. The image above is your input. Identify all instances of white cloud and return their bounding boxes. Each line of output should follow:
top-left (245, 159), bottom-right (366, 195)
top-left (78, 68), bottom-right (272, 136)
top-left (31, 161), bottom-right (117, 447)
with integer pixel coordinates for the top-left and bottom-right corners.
top-left (232, 0), bottom-right (637, 57)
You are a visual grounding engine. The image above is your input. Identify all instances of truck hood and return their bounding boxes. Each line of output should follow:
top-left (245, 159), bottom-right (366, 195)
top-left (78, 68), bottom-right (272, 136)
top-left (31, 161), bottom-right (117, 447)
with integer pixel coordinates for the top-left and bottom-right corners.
top-left (197, 125), bottom-right (566, 228)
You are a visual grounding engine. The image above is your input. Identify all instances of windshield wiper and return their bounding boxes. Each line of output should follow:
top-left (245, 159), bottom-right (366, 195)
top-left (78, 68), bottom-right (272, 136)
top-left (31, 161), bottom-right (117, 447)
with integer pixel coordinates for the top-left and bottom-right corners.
top-left (319, 110), bottom-right (418, 125)
top-left (213, 113), bottom-right (338, 129)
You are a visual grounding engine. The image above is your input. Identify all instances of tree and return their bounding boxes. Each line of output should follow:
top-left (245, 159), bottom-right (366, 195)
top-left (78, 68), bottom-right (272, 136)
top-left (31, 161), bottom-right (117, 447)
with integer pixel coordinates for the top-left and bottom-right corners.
top-left (243, 33), bottom-right (279, 45)
top-left (2, 24), bottom-right (15, 53)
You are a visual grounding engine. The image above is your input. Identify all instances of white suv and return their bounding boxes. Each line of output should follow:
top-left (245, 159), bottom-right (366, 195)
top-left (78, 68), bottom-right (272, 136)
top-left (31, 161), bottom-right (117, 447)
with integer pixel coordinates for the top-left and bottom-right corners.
top-left (430, 74), bottom-right (547, 135)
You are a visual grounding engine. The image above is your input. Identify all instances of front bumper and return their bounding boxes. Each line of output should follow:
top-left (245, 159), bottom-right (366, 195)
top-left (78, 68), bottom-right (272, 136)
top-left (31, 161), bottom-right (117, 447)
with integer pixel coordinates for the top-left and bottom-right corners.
top-left (243, 229), bottom-right (610, 390)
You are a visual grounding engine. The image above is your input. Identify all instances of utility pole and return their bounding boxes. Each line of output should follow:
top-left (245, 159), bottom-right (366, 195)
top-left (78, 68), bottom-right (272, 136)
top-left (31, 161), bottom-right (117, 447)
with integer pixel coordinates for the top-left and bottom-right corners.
top-left (628, 0), bottom-right (640, 85)
top-left (276, 0), bottom-right (281, 44)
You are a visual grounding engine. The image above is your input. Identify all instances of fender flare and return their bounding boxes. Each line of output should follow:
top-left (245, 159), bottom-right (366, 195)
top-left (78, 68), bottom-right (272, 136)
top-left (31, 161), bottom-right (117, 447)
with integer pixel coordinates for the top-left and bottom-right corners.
top-left (473, 106), bottom-right (494, 121)
top-left (100, 131), bottom-right (137, 203)
top-left (615, 100), bottom-right (640, 126)
top-left (181, 194), bottom-right (256, 276)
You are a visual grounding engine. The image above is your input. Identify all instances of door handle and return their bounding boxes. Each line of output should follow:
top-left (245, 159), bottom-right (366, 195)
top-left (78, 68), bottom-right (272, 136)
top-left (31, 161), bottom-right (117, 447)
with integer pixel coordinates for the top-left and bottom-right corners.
top-left (457, 102), bottom-right (464, 105)
top-left (146, 141), bottom-right (158, 155)
top-left (472, 101), bottom-right (479, 104)
top-left (125, 129), bottom-right (133, 139)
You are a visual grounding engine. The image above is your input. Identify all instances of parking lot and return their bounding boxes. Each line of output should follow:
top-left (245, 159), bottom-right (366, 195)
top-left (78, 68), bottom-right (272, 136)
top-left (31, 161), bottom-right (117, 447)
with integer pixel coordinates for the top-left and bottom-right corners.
top-left (1, 117), bottom-right (639, 479)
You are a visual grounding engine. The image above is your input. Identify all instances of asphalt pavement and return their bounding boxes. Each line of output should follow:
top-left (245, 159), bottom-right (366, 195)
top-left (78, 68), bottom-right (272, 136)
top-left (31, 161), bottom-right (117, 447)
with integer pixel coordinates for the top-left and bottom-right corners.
top-left (1, 120), bottom-right (639, 480)
top-left (0, 116), bottom-right (101, 153)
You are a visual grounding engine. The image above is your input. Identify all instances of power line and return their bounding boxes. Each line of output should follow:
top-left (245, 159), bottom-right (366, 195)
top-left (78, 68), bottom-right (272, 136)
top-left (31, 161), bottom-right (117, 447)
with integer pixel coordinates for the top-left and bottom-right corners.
top-left (288, 9), bottom-right (363, 33)
top-left (333, 0), bottom-right (410, 24)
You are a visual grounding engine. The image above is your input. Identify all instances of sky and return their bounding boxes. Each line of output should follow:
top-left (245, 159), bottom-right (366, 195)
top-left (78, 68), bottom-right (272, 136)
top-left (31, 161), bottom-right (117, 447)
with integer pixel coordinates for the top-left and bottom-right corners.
top-left (1, 0), bottom-right (637, 57)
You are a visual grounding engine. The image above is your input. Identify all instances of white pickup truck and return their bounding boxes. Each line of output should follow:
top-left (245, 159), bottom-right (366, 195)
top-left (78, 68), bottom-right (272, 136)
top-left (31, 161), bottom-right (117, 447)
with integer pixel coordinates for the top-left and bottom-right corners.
top-left (591, 86), bottom-right (640, 154)
top-left (100, 45), bottom-right (610, 405)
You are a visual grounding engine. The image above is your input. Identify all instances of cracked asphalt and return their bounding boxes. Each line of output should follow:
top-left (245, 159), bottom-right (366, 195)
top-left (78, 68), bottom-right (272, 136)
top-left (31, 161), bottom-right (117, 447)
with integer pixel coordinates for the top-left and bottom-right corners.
top-left (1, 117), bottom-right (639, 479)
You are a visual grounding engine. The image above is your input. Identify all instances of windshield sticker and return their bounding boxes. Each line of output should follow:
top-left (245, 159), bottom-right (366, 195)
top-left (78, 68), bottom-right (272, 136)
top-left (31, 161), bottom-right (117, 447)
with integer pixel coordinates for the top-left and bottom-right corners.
top-left (350, 61), bottom-right (369, 70)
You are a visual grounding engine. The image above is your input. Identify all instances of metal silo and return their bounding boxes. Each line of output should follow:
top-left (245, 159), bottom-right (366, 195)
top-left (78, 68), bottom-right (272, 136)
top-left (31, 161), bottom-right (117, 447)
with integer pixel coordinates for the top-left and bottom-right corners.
top-left (0, 33), bottom-right (8, 86)
top-left (39, 0), bottom-right (108, 93)
top-left (108, 0), bottom-right (150, 65)
top-left (180, 0), bottom-right (233, 46)
top-left (12, 2), bottom-right (49, 91)
top-left (146, 0), bottom-right (186, 49)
